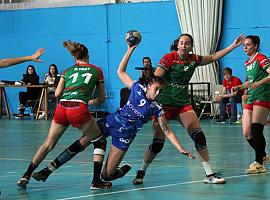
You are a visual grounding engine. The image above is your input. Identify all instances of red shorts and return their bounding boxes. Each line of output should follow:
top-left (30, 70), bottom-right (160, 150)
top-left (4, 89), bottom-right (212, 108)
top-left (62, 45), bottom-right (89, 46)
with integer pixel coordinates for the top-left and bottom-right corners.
top-left (245, 100), bottom-right (270, 111)
top-left (53, 101), bottom-right (92, 128)
top-left (163, 104), bottom-right (193, 120)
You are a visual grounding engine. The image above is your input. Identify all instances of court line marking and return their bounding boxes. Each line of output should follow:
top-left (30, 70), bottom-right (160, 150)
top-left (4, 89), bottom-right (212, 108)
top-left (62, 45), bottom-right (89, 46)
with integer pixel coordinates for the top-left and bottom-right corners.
top-left (56, 172), bottom-right (270, 200)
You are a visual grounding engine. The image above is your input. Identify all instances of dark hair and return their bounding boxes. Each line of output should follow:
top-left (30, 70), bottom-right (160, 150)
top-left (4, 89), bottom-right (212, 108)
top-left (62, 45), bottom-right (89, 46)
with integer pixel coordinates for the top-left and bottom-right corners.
top-left (48, 64), bottom-right (59, 77)
top-left (63, 40), bottom-right (89, 60)
top-left (170, 38), bottom-right (179, 51)
top-left (26, 65), bottom-right (38, 76)
top-left (170, 33), bottom-right (194, 51)
top-left (138, 68), bottom-right (164, 86)
top-left (223, 67), bottom-right (232, 75)
top-left (142, 57), bottom-right (152, 66)
top-left (245, 35), bottom-right (260, 51)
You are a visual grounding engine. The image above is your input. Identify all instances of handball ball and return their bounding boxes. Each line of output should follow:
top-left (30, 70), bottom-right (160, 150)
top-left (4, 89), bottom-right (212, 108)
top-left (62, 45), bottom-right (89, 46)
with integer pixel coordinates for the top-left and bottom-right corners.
top-left (125, 30), bottom-right (141, 46)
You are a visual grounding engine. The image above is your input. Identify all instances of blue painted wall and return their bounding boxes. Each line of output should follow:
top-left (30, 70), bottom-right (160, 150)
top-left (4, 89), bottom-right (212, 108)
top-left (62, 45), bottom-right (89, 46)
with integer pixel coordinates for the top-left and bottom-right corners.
top-left (1, 0), bottom-right (269, 113)
top-left (0, 1), bottom-right (180, 113)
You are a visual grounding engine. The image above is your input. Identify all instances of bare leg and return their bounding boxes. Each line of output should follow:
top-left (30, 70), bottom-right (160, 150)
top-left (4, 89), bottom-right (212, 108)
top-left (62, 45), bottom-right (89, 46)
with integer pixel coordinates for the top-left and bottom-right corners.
top-left (17, 121), bottom-right (67, 188)
top-left (179, 110), bottom-right (209, 161)
top-left (180, 110), bottom-right (225, 183)
top-left (32, 121), bottom-right (67, 165)
top-left (101, 144), bottom-right (128, 181)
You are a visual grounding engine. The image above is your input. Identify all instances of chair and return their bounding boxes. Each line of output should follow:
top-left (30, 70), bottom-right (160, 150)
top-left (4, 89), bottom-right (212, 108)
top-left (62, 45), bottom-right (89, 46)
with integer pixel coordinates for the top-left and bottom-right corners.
top-left (199, 84), bottom-right (224, 121)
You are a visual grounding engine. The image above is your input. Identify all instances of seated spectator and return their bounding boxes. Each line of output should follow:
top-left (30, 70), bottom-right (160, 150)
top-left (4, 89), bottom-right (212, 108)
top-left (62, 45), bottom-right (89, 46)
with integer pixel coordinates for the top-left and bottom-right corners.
top-left (18, 65), bottom-right (40, 118)
top-left (138, 57), bottom-right (155, 78)
top-left (38, 64), bottom-right (60, 119)
top-left (215, 67), bottom-right (243, 124)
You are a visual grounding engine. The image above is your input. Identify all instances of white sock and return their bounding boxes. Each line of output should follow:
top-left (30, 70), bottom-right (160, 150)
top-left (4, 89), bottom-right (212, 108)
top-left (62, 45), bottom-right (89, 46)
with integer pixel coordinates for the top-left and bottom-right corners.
top-left (202, 161), bottom-right (213, 176)
top-left (140, 162), bottom-right (150, 172)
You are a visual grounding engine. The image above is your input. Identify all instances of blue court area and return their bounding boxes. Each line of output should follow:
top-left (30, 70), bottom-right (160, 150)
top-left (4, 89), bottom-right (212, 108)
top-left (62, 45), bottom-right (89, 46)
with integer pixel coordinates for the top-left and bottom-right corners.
top-left (0, 118), bottom-right (269, 200)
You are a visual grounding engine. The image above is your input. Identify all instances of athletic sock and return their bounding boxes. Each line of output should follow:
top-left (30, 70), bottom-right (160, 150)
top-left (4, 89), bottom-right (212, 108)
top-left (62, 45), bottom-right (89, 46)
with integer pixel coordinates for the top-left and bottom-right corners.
top-left (139, 162), bottom-right (150, 172)
top-left (247, 138), bottom-right (255, 150)
top-left (23, 162), bottom-right (38, 179)
top-left (92, 161), bottom-right (103, 183)
top-left (252, 123), bottom-right (266, 164)
top-left (202, 161), bottom-right (213, 176)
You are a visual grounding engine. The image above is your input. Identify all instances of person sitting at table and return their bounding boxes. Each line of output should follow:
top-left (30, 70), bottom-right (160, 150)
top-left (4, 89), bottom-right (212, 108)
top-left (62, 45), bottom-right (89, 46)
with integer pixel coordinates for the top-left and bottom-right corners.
top-left (17, 65), bottom-right (40, 118)
top-left (38, 64), bottom-right (60, 119)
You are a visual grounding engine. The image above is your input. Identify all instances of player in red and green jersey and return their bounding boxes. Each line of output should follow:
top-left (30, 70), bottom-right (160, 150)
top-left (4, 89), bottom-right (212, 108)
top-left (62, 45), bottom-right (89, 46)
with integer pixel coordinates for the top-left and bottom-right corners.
top-left (17, 40), bottom-right (111, 189)
top-left (233, 35), bottom-right (270, 174)
top-left (133, 33), bottom-right (244, 185)
top-left (60, 62), bottom-right (104, 104)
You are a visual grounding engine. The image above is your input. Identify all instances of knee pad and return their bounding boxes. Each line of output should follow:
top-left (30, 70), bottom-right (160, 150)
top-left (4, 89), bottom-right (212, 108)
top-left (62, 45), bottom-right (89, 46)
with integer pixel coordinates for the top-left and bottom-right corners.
top-left (190, 129), bottom-right (207, 150)
top-left (68, 140), bottom-right (85, 153)
top-left (93, 136), bottom-right (107, 156)
top-left (148, 138), bottom-right (165, 155)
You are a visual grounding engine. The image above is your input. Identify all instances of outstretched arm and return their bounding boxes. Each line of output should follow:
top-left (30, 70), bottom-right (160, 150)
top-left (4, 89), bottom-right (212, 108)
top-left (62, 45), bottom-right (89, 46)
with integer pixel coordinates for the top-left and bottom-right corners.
top-left (117, 44), bottom-right (138, 89)
top-left (0, 48), bottom-right (45, 68)
top-left (157, 114), bottom-right (195, 159)
top-left (200, 34), bottom-right (244, 66)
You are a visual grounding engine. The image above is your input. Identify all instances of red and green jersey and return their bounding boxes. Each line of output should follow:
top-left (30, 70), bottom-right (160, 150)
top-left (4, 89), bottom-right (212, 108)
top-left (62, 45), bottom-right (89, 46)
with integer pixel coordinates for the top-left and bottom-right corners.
top-left (157, 51), bottom-right (202, 106)
top-left (245, 52), bottom-right (270, 104)
top-left (60, 63), bottom-right (104, 104)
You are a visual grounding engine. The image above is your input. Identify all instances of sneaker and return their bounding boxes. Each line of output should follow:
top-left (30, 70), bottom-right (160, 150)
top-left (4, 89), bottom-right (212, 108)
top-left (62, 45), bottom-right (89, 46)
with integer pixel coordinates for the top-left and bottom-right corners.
top-left (15, 114), bottom-right (24, 119)
top-left (90, 179), bottom-right (112, 190)
top-left (230, 119), bottom-right (236, 124)
top-left (204, 173), bottom-right (226, 184)
top-left (17, 177), bottom-right (29, 188)
top-left (38, 112), bottom-right (45, 120)
top-left (235, 119), bottom-right (242, 124)
top-left (263, 155), bottom-right (270, 164)
top-left (133, 170), bottom-right (145, 185)
top-left (245, 162), bottom-right (266, 174)
top-left (119, 164), bottom-right (131, 178)
top-left (32, 168), bottom-right (52, 182)
top-left (215, 119), bottom-right (226, 124)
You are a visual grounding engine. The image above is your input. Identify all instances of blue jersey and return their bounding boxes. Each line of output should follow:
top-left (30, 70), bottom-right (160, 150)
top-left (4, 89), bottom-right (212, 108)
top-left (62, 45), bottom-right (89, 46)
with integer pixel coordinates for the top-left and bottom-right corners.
top-left (98, 81), bottom-right (164, 139)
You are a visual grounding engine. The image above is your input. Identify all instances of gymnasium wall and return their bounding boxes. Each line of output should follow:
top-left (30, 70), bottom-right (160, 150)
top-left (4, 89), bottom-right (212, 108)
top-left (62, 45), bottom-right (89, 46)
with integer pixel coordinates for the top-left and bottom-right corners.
top-left (0, 1), bottom-right (180, 113)
top-left (1, 0), bottom-right (269, 113)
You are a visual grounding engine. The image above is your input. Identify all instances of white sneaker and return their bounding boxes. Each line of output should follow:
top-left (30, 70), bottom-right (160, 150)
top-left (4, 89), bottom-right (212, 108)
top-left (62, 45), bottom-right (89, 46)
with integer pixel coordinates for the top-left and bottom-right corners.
top-left (38, 112), bottom-right (45, 119)
top-left (204, 173), bottom-right (226, 184)
top-left (245, 162), bottom-right (266, 174)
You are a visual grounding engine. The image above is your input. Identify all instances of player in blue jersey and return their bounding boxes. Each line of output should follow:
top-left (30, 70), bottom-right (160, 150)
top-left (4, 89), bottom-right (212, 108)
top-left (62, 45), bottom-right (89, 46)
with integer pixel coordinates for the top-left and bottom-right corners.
top-left (31, 39), bottom-right (195, 187)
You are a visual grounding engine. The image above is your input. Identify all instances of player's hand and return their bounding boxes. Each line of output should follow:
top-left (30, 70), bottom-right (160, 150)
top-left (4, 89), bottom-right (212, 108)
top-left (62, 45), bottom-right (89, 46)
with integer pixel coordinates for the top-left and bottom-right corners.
top-left (181, 151), bottom-right (196, 159)
top-left (32, 48), bottom-right (45, 62)
top-left (248, 82), bottom-right (260, 90)
top-left (233, 34), bottom-right (245, 47)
